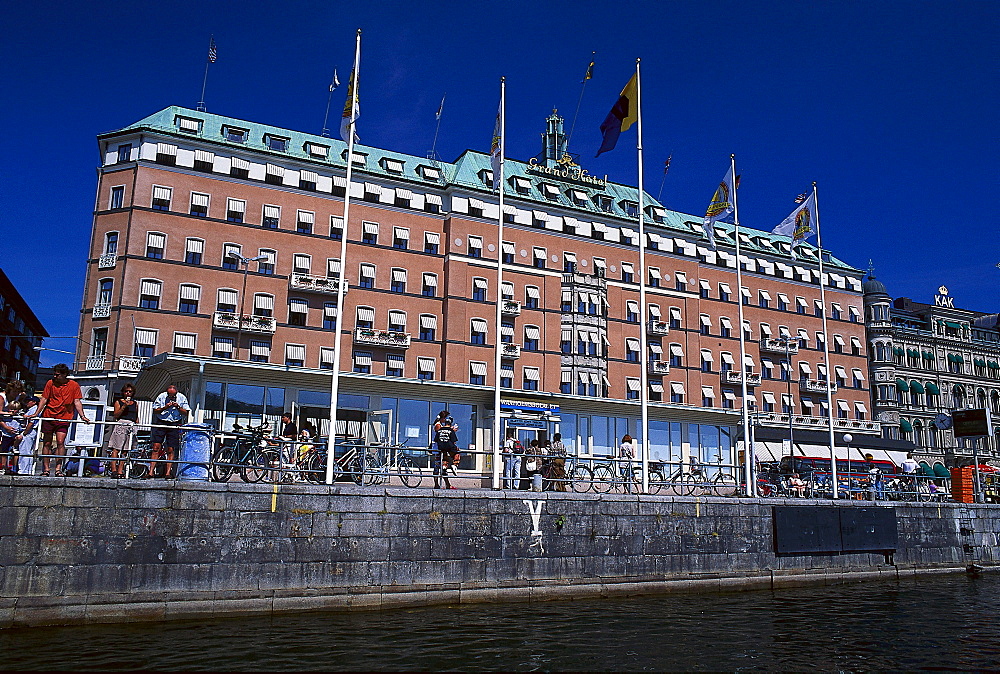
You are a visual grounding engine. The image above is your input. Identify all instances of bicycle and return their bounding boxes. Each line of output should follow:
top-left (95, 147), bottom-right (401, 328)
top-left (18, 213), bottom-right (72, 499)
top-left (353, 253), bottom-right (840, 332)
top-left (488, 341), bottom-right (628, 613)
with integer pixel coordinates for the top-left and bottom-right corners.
top-left (561, 458), bottom-right (594, 493)
top-left (591, 457), bottom-right (642, 494)
top-left (211, 422), bottom-right (280, 483)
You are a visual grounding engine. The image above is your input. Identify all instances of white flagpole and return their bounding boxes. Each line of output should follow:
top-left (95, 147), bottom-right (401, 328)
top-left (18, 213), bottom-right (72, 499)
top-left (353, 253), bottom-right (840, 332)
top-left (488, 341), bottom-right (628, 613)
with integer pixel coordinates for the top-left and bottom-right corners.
top-left (429, 93), bottom-right (446, 160)
top-left (635, 58), bottom-right (649, 494)
top-left (326, 29), bottom-right (361, 485)
top-left (732, 154), bottom-right (754, 496)
top-left (813, 181), bottom-right (838, 499)
top-left (491, 78), bottom-right (506, 490)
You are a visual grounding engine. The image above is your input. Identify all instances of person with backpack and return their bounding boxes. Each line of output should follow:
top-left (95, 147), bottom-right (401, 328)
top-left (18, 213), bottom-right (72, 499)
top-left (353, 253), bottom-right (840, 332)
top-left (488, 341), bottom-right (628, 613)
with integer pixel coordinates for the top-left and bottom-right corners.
top-left (501, 427), bottom-right (523, 489)
top-left (433, 410), bottom-right (459, 489)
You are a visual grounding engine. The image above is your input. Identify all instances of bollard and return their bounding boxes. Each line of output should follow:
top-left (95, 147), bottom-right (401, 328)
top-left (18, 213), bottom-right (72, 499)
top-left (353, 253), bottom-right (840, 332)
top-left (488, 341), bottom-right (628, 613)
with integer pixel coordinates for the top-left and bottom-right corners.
top-left (178, 423), bottom-right (214, 482)
top-left (531, 473), bottom-right (543, 492)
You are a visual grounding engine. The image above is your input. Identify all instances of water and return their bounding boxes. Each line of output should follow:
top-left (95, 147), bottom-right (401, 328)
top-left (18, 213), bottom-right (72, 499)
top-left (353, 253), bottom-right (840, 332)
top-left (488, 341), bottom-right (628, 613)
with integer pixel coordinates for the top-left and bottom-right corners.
top-left (2, 573), bottom-right (999, 671)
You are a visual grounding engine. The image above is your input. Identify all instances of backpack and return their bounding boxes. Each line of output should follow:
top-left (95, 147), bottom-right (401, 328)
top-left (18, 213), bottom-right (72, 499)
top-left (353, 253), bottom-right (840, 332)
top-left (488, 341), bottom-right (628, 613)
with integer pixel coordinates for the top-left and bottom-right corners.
top-left (511, 439), bottom-right (524, 455)
top-left (435, 423), bottom-right (456, 448)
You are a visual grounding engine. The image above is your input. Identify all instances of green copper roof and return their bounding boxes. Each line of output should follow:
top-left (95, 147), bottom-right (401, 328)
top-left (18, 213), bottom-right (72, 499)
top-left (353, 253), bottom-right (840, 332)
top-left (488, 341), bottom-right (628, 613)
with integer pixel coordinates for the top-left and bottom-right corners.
top-left (103, 105), bottom-right (861, 272)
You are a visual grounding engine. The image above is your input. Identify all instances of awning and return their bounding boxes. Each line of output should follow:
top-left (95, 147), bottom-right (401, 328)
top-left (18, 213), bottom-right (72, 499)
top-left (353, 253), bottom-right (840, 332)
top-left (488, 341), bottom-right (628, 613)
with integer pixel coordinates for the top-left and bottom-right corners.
top-left (852, 368), bottom-right (866, 382)
top-left (701, 386), bottom-right (715, 399)
top-left (933, 464), bottom-right (951, 478)
top-left (945, 321), bottom-right (962, 329)
top-left (909, 380), bottom-right (925, 394)
top-left (895, 378), bottom-right (908, 392)
top-left (649, 381), bottom-right (664, 393)
top-left (670, 382), bottom-right (685, 395)
top-left (837, 400), bottom-right (850, 411)
top-left (899, 419), bottom-right (913, 433)
top-left (524, 367), bottom-right (540, 381)
top-left (701, 350), bottom-right (714, 362)
top-left (470, 362), bottom-right (488, 376)
top-left (925, 382), bottom-right (940, 395)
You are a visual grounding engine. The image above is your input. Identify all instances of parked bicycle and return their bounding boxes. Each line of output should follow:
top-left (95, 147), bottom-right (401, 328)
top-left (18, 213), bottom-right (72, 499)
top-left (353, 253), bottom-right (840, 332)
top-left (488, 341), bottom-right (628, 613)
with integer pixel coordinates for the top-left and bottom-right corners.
top-left (211, 422), bottom-right (280, 483)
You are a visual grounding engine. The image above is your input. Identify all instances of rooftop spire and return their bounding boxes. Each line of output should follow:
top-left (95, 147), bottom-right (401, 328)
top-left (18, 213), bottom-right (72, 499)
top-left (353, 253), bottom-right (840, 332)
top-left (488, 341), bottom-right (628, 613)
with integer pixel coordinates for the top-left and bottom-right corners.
top-left (540, 110), bottom-right (568, 167)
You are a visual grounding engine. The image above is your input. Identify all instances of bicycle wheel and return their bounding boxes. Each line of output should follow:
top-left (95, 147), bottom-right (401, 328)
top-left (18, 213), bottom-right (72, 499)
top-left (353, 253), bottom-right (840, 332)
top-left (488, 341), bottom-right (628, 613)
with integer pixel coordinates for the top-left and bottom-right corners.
top-left (569, 464), bottom-right (593, 493)
top-left (126, 455), bottom-right (149, 479)
top-left (668, 471), bottom-right (694, 496)
top-left (352, 455), bottom-right (377, 486)
top-left (398, 456), bottom-right (423, 488)
top-left (592, 465), bottom-right (614, 493)
top-left (242, 448), bottom-right (278, 483)
top-left (211, 444), bottom-right (236, 482)
top-left (712, 472), bottom-right (738, 497)
top-left (648, 470), bottom-right (665, 495)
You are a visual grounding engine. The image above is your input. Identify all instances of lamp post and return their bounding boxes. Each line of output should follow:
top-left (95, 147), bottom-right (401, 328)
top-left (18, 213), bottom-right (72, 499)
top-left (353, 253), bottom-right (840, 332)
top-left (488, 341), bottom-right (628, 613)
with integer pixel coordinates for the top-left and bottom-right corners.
top-left (843, 432), bottom-right (853, 500)
top-left (228, 253), bottom-right (267, 360)
top-left (778, 336), bottom-right (796, 458)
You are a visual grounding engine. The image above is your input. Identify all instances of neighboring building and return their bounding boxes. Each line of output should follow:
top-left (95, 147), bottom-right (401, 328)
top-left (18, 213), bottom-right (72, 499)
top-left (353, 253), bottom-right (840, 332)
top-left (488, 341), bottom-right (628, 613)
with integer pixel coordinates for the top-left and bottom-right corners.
top-left (864, 277), bottom-right (1000, 469)
top-left (76, 105), bottom-right (879, 469)
top-left (0, 269), bottom-right (48, 391)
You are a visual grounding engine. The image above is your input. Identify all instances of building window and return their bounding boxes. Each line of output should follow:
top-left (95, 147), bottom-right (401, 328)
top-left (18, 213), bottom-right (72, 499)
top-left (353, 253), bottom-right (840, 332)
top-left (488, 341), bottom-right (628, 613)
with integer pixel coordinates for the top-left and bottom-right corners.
top-left (675, 274), bottom-right (687, 292)
top-left (189, 193), bottom-right (209, 217)
top-left (139, 279), bottom-right (162, 310)
top-left (523, 368), bottom-right (540, 391)
top-left (133, 329), bottom-right (157, 358)
top-left (145, 232), bottom-right (166, 259)
top-left (227, 198), bottom-right (246, 223)
top-left (626, 339), bottom-right (639, 363)
top-left (648, 268), bottom-right (660, 288)
top-left (288, 299), bottom-right (308, 326)
top-left (212, 337), bottom-right (233, 359)
top-left (184, 238), bottom-right (204, 265)
top-left (468, 236), bottom-right (483, 258)
top-left (172, 333), bottom-right (196, 355)
top-left (110, 186), bottom-right (125, 210)
top-left (265, 135), bottom-right (288, 152)
top-left (362, 221), bottom-right (379, 245)
top-left (267, 162), bottom-right (287, 185)
top-left (253, 294), bottom-right (274, 317)
top-left (621, 263), bottom-right (635, 283)
top-left (386, 355), bottom-right (404, 378)
top-left (814, 300), bottom-right (823, 317)
top-left (117, 144), bottom-right (131, 163)
top-left (533, 248), bottom-right (546, 269)
top-left (248, 340), bottom-right (270, 363)
top-left (669, 344), bottom-right (683, 368)
top-left (419, 315), bottom-right (437, 341)
top-left (258, 250), bottom-right (276, 275)
top-left (759, 292), bottom-right (770, 309)
top-left (193, 149), bottom-right (214, 172)
top-left (97, 278), bottom-right (113, 306)
top-left (299, 171), bottom-right (318, 191)
top-left (718, 284), bottom-right (731, 302)
top-left (777, 295), bottom-right (788, 311)
top-left (216, 288), bottom-right (238, 314)
top-left (831, 305), bottom-right (842, 320)
top-left (230, 157), bottom-right (250, 179)
top-left (322, 303), bottom-right (337, 330)
top-left (225, 127), bottom-right (248, 143)
top-left (292, 254), bottom-right (311, 275)
top-left (670, 384), bottom-right (684, 404)
top-left (625, 302), bottom-right (639, 323)
top-left (155, 143), bottom-right (177, 165)
top-left (178, 284), bottom-right (200, 314)
top-left (525, 286), bottom-right (539, 309)
top-left (470, 319), bottom-right (487, 345)
top-left (392, 227), bottom-right (409, 250)
top-left (390, 268), bottom-right (407, 293)
top-left (417, 358), bottom-right (434, 380)
top-left (330, 216), bottom-right (344, 240)
top-left (296, 211), bottom-right (314, 234)
top-left (104, 231), bottom-right (119, 255)
top-left (151, 186), bottom-right (171, 211)
top-left (524, 326), bottom-right (540, 351)
top-left (359, 264), bottom-right (375, 289)
top-left (472, 278), bottom-right (487, 302)
top-left (222, 244), bottom-right (241, 270)
top-left (422, 273), bottom-right (437, 297)
top-left (424, 231), bottom-right (440, 254)
top-left (356, 306), bottom-right (375, 330)
top-left (502, 242), bottom-right (515, 264)
top-left (470, 362), bottom-right (487, 386)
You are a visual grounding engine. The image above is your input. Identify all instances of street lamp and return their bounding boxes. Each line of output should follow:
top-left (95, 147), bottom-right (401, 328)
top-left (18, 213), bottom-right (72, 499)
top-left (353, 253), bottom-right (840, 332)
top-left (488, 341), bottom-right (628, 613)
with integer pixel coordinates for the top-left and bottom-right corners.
top-left (778, 336), bottom-right (796, 458)
top-left (843, 433), bottom-right (853, 499)
top-left (228, 253), bottom-right (268, 360)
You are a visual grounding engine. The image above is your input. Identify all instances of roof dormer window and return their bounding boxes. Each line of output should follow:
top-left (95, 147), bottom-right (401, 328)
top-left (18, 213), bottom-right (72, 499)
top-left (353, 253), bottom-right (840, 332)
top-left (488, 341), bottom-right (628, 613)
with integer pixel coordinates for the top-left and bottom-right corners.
top-left (305, 142), bottom-right (329, 158)
top-left (382, 158), bottom-right (404, 174)
top-left (224, 126), bottom-right (248, 144)
top-left (594, 194), bottom-right (613, 212)
top-left (264, 135), bottom-right (289, 152)
top-left (176, 116), bottom-right (201, 134)
top-left (419, 165), bottom-right (441, 180)
top-left (620, 200), bottom-right (639, 217)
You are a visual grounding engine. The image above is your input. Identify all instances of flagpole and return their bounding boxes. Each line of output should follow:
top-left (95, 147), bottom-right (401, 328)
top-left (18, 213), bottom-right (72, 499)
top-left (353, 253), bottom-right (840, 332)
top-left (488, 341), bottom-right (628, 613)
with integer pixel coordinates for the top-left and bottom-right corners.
top-left (656, 154), bottom-right (672, 203)
top-left (429, 94), bottom-right (446, 160)
top-left (321, 68), bottom-right (337, 137)
top-left (732, 154), bottom-right (754, 497)
top-left (326, 29), bottom-right (361, 485)
top-left (566, 52), bottom-right (595, 152)
top-left (196, 35), bottom-right (213, 112)
top-left (491, 78), bottom-right (506, 490)
top-left (634, 58), bottom-right (650, 494)
top-left (813, 181), bottom-right (838, 499)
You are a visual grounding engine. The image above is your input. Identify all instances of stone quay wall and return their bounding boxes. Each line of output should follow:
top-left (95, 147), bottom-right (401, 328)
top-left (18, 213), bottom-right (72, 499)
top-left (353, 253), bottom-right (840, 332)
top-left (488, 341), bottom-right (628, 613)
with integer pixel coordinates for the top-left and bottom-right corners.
top-left (1, 476), bottom-right (998, 627)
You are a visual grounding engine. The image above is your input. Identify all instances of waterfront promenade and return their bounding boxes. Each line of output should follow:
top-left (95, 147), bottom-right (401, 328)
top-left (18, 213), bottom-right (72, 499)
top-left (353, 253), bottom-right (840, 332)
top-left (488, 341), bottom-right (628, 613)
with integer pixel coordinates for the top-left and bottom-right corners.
top-left (1, 475), bottom-right (998, 628)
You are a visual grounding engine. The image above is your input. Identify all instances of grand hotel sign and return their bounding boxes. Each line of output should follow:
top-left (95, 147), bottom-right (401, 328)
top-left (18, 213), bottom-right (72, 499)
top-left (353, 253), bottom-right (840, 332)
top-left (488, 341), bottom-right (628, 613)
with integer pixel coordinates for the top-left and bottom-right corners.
top-left (525, 154), bottom-right (607, 190)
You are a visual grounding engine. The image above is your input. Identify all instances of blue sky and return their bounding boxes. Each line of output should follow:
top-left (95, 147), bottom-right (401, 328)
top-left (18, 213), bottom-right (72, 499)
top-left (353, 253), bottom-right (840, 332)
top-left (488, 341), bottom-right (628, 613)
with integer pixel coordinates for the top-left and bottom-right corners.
top-left (2, 0), bottom-right (997, 364)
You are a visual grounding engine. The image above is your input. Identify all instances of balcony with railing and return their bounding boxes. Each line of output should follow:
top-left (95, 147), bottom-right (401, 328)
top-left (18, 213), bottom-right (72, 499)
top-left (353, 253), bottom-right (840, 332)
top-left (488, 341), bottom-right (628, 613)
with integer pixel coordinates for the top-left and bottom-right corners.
top-left (85, 355), bottom-right (107, 371)
top-left (97, 253), bottom-right (117, 269)
top-left (722, 370), bottom-right (762, 387)
top-left (647, 320), bottom-right (669, 336)
top-left (288, 273), bottom-right (348, 295)
top-left (212, 311), bottom-right (277, 334)
top-left (648, 360), bottom-right (670, 375)
top-left (561, 272), bottom-right (607, 289)
top-left (501, 343), bottom-right (521, 360)
top-left (92, 303), bottom-right (111, 319)
top-left (353, 328), bottom-right (411, 349)
top-left (759, 337), bottom-right (799, 355)
top-left (756, 412), bottom-right (880, 434)
top-left (118, 356), bottom-right (147, 372)
top-left (501, 300), bottom-right (521, 316)
top-left (800, 378), bottom-right (838, 394)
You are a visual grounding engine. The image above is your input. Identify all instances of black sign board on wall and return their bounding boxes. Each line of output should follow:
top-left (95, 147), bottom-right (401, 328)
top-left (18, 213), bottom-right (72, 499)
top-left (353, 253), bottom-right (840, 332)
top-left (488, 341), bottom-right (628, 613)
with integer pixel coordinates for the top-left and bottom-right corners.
top-left (952, 408), bottom-right (992, 438)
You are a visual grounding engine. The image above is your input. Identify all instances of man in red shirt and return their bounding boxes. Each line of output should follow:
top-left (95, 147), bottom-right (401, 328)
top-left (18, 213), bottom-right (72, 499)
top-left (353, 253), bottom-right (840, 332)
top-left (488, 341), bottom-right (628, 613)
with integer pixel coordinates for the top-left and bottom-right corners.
top-left (29, 363), bottom-right (91, 476)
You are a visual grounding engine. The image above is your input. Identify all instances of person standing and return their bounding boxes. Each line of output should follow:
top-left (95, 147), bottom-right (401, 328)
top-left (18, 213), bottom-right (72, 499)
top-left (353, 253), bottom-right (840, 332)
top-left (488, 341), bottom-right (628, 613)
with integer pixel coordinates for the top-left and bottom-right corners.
top-left (106, 384), bottom-right (139, 478)
top-left (618, 434), bottom-right (636, 493)
top-left (29, 364), bottom-right (91, 477)
top-left (549, 432), bottom-right (568, 492)
top-left (432, 410), bottom-right (459, 489)
top-left (16, 396), bottom-right (39, 476)
top-left (148, 384), bottom-right (189, 479)
top-left (501, 428), bottom-right (523, 490)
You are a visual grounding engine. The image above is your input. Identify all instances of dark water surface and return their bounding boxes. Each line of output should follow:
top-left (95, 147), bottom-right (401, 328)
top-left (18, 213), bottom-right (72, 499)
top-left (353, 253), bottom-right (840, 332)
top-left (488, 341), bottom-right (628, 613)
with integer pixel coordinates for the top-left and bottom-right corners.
top-left (2, 573), bottom-right (999, 671)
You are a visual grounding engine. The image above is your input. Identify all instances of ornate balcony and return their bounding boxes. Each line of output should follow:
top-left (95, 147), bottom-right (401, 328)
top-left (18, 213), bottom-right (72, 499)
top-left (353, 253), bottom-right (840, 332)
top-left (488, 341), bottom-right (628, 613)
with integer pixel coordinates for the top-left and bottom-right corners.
top-left (561, 272), bottom-right (607, 289)
top-left (757, 413), bottom-right (880, 434)
top-left (722, 370), bottom-right (762, 387)
top-left (212, 311), bottom-right (277, 334)
top-left (800, 378), bottom-right (838, 394)
top-left (353, 328), bottom-right (411, 349)
top-left (647, 320), bottom-right (669, 336)
top-left (501, 343), bottom-right (521, 360)
top-left (98, 253), bottom-right (117, 269)
top-left (759, 337), bottom-right (799, 355)
top-left (501, 300), bottom-right (521, 316)
top-left (648, 360), bottom-right (670, 375)
top-left (118, 356), bottom-right (147, 372)
top-left (85, 355), bottom-right (106, 371)
top-left (289, 273), bottom-right (348, 295)
top-left (92, 303), bottom-right (111, 319)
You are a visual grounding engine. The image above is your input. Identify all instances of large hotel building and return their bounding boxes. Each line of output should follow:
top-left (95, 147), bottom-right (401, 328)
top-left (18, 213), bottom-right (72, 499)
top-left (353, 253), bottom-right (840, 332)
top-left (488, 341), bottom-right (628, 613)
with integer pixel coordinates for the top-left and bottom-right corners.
top-left (76, 105), bottom-right (894, 469)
